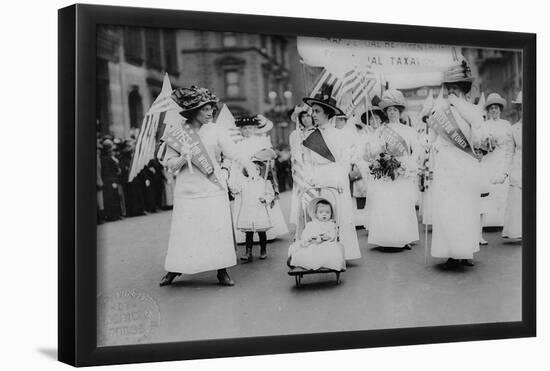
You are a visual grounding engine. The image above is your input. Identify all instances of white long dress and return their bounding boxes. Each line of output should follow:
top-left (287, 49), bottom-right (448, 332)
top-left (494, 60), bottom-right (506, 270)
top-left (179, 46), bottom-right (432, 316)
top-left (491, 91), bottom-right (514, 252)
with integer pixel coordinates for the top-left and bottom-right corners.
top-left (366, 123), bottom-right (420, 247)
top-left (231, 135), bottom-right (289, 243)
top-left (160, 122), bottom-right (249, 274)
top-left (302, 123), bottom-right (362, 260)
top-left (502, 121), bottom-right (522, 238)
top-left (348, 124), bottom-right (369, 227)
top-left (430, 101), bottom-right (484, 260)
top-left (480, 118), bottom-right (514, 226)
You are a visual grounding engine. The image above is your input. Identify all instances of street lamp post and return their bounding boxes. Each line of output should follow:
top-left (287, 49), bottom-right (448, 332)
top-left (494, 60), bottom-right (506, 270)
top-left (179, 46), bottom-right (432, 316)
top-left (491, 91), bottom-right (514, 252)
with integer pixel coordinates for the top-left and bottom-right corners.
top-left (266, 90), bottom-right (293, 146)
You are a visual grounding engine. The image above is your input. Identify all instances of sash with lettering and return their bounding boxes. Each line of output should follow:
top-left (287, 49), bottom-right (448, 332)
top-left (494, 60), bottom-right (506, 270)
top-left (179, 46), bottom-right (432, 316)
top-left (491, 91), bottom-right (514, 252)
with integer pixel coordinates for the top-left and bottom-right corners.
top-left (161, 122), bottom-right (225, 191)
top-left (379, 125), bottom-right (408, 157)
top-left (427, 106), bottom-right (478, 159)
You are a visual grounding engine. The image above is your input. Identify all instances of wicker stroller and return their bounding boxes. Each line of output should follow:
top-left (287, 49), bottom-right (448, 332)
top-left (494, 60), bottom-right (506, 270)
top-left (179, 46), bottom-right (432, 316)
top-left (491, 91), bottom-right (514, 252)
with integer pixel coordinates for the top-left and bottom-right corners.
top-left (287, 186), bottom-right (346, 287)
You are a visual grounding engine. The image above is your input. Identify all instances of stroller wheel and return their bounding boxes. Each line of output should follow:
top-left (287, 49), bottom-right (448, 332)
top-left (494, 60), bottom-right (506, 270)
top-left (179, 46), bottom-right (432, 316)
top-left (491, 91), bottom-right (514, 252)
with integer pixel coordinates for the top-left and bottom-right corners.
top-left (335, 272), bottom-right (341, 284)
top-left (294, 275), bottom-right (301, 288)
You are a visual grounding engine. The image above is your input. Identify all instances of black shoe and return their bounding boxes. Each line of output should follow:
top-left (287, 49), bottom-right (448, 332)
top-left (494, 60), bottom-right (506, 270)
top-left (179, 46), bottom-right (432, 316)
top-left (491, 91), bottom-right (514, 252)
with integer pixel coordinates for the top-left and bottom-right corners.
top-left (460, 259), bottom-right (475, 267)
top-left (440, 258), bottom-right (459, 270)
top-left (159, 272), bottom-right (180, 287)
top-left (240, 248), bottom-right (253, 263)
top-left (403, 244), bottom-right (412, 250)
top-left (217, 269), bottom-right (235, 286)
top-left (259, 246), bottom-right (267, 260)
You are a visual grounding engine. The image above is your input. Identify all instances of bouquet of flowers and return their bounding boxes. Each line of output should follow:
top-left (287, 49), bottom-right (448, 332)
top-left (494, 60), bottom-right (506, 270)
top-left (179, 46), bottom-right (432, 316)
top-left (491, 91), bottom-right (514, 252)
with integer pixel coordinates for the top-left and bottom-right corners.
top-left (369, 152), bottom-right (402, 181)
top-left (475, 135), bottom-right (496, 157)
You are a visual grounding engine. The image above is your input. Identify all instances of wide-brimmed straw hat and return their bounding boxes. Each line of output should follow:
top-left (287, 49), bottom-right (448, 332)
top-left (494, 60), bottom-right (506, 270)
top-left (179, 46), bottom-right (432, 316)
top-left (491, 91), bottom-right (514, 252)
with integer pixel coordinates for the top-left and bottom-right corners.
top-left (171, 86), bottom-right (219, 112)
top-left (303, 83), bottom-right (345, 116)
top-left (512, 91), bottom-right (522, 105)
top-left (484, 92), bottom-right (507, 110)
top-left (378, 89), bottom-right (407, 111)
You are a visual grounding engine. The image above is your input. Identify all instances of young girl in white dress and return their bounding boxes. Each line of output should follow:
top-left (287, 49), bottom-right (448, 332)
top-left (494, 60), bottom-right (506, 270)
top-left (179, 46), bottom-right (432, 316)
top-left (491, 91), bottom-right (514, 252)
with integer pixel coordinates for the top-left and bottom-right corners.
top-left (287, 199), bottom-right (346, 271)
top-left (229, 159), bottom-right (275, 262)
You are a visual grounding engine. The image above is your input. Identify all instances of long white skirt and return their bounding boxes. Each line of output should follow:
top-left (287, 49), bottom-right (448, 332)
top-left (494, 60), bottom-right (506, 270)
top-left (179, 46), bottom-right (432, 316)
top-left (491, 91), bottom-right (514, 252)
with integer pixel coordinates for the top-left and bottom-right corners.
top-left (367, 177), bottom-right (419, 247)
top-left (311, 163), bottom-right (362, 260)
top-left (165, 191), bottom-right (237, 274)
top-left (502, 185), bottom-right (522, 238)
top-left (233, 197), bottom-right (289, 243)
top-left (431, 147), bottom-right (480, 259)
top-left (481, 149), bottom-right (508, 226)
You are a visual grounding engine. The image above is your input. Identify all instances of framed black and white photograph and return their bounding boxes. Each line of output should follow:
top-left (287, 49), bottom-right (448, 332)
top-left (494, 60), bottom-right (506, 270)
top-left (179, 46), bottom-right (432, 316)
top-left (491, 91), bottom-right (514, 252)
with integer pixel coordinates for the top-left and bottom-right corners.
top-left (58, 3), bottom-right (536, 367)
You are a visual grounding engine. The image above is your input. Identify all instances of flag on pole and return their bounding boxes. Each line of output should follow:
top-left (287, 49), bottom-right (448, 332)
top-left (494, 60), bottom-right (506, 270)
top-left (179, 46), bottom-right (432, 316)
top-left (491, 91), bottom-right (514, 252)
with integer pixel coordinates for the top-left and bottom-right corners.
top-left (336, 66), bottom-right (379, 116)
top-left (308, 68), bottom-right (343, 98)
top-left (128, 73), bottom-right (181, 182)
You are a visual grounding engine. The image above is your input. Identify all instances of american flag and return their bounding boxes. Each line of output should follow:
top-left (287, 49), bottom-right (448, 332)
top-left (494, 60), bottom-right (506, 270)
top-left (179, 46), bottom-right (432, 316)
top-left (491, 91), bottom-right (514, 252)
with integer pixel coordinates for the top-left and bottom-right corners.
top-left (308, 67), bottom-right (379, 116)
top-left (128, 74), bottom-right (181, 182)
top-left (335, 66), bottom-right (379, 116)
top-left (308, 68), bottom-right (343, 98)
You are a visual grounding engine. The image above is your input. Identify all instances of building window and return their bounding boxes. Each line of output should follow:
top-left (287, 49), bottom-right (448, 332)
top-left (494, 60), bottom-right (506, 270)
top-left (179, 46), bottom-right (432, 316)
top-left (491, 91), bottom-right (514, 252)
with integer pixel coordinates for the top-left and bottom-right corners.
top-left (225, 70), bottom-right (241, 98)
top-left (222, 32), bottom-right (237, 48)
top-left (163, 29), bottom-right (178, 75)
top-left (145, 29), bottom-right (162, 70)
top-left (128, 86), bottom-right (144, 129)
top-left (123, 27), bottom-right (144, 65)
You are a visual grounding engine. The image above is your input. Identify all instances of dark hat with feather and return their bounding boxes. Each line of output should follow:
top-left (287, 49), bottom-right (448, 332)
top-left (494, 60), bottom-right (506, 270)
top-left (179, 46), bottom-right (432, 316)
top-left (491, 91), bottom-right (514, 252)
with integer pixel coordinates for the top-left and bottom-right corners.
top-left (302, 83), bottom-right (345, 116)
top-left (171, 86), bottom-right (219, 112)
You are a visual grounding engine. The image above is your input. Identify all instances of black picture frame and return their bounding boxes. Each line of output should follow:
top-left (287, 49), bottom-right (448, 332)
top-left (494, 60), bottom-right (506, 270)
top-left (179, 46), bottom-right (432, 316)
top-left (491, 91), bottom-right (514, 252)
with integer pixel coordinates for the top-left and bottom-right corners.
top-left (58, 3), bottom-right (536, 367)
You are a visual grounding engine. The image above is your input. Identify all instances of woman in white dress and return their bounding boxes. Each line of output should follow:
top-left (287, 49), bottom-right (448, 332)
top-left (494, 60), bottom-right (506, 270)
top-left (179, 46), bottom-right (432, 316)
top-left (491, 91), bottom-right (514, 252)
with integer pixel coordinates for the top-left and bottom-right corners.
top-left (289, 104), bottom-right (315, 234)
top-left (429, 59), bottom-right (487, 269)
top-left (357, 103), bottom-right (386, 231)
top-left (481, 93), bottom-right (514, 227)
top-left (231, 116), bottom-right (289, 244)
top-left (364, 89), bottom-right (420, 250)
top-left (301, 83), bottom-right (362, 261)
top-left (501, 91), bottom-right (522, 239)
top-left (157, 86), bottom-right (258, 287)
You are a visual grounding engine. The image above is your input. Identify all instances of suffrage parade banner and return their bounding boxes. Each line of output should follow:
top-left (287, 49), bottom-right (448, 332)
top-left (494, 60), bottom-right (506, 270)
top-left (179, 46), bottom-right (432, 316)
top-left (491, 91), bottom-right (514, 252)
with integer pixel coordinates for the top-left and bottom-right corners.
top-left (298, 37), bottom-right (459, 90)
top-left (161, 121), bottom-right (225, 190)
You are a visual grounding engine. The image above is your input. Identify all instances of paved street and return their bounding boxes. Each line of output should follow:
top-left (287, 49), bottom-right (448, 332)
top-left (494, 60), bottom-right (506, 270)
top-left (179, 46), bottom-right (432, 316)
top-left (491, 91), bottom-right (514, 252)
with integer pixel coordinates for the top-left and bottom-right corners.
top-left (98, 190), bottom-right (522, 345)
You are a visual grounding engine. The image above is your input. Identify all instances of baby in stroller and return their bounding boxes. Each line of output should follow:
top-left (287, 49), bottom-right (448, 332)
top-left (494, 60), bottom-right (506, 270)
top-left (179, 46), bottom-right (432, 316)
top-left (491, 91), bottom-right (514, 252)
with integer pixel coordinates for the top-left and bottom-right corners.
top-left (287, 196), bottom-right (346, 271)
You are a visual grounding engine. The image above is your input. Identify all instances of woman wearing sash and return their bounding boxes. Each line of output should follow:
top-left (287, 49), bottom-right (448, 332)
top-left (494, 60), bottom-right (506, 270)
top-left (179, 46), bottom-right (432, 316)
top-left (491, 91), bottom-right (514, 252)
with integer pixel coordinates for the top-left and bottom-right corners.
top-left (429, 59), bottom-right (487, 269)
top-left (289, 104), bottom-right (315, 236)
top-left (301, 84), bottom-right (362, 261)
top-left (157, 86), bottom-right (258, 287)
top-left (480, 93), bottom-right (514, 227)
top-left (364, 89), bottom-right (420, 250)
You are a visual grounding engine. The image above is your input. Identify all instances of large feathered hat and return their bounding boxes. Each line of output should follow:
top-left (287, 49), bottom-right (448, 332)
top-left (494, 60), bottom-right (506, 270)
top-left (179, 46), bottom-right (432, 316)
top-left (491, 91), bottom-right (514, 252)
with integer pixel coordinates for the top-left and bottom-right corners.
top-left (235, 116), bottom-right (261, 127)
top-left (378, 89), bottom-right (407, 111)
top-left (171, 86), bottom-right (219, 112)
top-left (303, 83), bottom-right (345, 116)
top-left (484, 92), bottom-right (507, 110)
